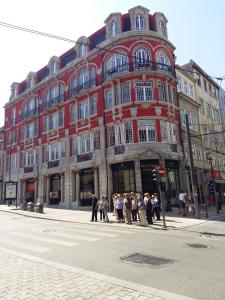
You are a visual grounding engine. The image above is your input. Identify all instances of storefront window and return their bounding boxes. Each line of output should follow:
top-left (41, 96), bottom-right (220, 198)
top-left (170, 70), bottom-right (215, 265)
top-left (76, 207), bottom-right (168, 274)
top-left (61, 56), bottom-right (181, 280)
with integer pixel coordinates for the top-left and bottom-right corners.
top-left (112, 162), bottom-right (135, 193)
top-left (80, 168), bottom-right (94, 206)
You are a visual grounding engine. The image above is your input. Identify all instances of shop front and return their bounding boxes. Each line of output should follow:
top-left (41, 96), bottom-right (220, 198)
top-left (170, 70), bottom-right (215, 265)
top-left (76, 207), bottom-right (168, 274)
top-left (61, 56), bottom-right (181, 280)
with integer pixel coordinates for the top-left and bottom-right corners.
top-left (140, 159), bottom-right (159, 195)
top-left (80, 168), bottom-right (94, 206)
top-left (49, 173), bottom-right (61, 205)
top-left (111, 161), bottom-right (136, 194)
top-left (25, 178), bottom-right (35, 202)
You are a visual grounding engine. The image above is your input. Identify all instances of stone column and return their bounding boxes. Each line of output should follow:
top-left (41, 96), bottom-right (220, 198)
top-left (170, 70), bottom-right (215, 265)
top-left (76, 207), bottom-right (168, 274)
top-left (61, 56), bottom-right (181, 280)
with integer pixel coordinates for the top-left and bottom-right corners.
top-left (94, 167), bottom-right (99, 198)
top-left (75, 171), bottom-right (80, 205)
top-left (34, 179), bottom-right (38, 203)
top-left (46, 176), bottom-right (50, 205)
top-left (60, 173), bottom-right (64, 203)
top-left (134, 159), bottom-right (142, 193)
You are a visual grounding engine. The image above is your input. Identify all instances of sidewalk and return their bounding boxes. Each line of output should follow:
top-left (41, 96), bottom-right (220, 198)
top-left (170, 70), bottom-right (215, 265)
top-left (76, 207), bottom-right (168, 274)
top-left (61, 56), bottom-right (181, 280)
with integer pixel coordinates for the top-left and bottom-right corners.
top-left (0, 204), bottom-right (224, 230)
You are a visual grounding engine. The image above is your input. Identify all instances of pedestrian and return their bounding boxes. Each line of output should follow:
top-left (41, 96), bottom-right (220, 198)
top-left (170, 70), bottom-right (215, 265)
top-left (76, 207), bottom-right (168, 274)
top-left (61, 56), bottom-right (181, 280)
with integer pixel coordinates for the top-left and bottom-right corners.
top-left (145, 193), bottom-right (153, 224)
top-left (153, 193), bottom-right (160, 221)
top-left (90, 194), bottom-right (98, 222)
top-left (131, 194), bottom-right (138, 222)
top-left (98, 196), bottom-right (105, 221)
top-left (112, 194), bottom-right (118, 219)
top-left (115, 194), bottom-right (124, 222)
top-left (137, 194), bottom-right (147, 227)
top-left (179, 190), bottom-right (186, 216)
top-left (102, 197), bottom-right (109, 222)
top-left (124, 193), bottom-right (132, 225)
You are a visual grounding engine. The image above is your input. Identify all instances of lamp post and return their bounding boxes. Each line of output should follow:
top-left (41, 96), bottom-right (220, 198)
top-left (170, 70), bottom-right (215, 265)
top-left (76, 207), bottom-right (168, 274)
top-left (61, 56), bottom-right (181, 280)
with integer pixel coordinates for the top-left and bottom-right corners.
top-left (207, 153), bottom-right (219, 214)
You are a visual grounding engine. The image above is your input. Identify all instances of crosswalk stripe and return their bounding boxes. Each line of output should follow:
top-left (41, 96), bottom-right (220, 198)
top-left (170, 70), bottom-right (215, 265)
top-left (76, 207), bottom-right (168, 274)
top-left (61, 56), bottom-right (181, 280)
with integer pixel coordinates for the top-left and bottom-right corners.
top-left (0, 239), bottom-right (49, 253)
top-left (46, 231), bottom-right (100, 242)
top-left (46, 227), bottom-right (118, 238)
top-left (13, 232), bottom-right (78, 247)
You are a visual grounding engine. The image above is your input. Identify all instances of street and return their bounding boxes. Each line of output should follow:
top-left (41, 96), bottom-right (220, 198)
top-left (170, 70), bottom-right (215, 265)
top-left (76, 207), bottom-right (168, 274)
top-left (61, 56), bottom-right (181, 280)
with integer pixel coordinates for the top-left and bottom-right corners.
top-left (0, 211), bottom-right (224, 300)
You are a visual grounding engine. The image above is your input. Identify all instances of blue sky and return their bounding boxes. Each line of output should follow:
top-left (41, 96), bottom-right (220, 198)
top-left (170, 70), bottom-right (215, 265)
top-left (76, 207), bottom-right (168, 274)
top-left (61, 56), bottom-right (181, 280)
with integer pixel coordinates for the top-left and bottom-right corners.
top-left (0, 0), bottom-right (224, 126)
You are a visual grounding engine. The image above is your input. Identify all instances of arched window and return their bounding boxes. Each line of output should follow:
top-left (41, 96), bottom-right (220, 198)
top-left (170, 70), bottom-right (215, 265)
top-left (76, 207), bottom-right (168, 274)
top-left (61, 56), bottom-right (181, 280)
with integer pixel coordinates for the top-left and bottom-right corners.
top-left (156, 50), bottom-right (171, 72)
top-left (135, 15), bottom-right (144, 30)
top-left (43, 84), bottom-right (64, 109)
top-left (21, 96), bottom-right (38, 120)
top-left (159, 21), bottom-right (166, 36)
top-left (110, 21), bottom-right (117, 37)
top-left (133, 47), bottom-right (151, 70)
top-left (70, 68), bottom-right (96, 96)
top-left (79, 43), bottom-right (87, 57)
top-left (104, 52), bottom-right (129, 79)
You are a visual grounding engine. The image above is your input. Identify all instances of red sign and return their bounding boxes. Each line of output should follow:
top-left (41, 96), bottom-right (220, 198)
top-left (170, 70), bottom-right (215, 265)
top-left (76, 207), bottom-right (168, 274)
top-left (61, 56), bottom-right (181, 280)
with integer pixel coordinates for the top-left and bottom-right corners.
top-left (158, 166), bottom-right (166, 177)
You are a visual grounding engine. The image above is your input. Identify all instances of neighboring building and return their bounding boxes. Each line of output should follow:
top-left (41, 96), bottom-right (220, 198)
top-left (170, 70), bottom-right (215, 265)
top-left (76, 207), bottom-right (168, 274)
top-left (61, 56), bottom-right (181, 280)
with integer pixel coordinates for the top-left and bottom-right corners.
top-left (0, 127), bottom-right (4, 202)
top-left (3, 6), bottom-right (180, 209)
top-left (176, 67), bottom-right (204, 193)
top-left (219, 87), bottom-right (225, 125)
top-left (183, 60), bottom-right (225, 195)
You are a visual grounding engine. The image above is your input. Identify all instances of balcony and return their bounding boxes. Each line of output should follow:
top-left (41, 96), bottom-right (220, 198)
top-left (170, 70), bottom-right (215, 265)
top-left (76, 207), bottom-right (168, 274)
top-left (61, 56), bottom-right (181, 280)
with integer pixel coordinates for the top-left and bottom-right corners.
top-left (169, 144), bottom-right (178, 153)
top-left (77, 152), bottom-right (93, 163)
top-left (103, 61), bottom-right (176, 81)
top-left (43, 95), bottom-right (64, 110)
top-left (24, 166), bottom-right (34, 173)
top-left (48, 160), bottom-right (60, 168)
top-left (70, 79), bottom-right (96, 97)
top-left (9, 118), bottom-right (16, 126)
top-left (21, 108), bottom-right (38, 121)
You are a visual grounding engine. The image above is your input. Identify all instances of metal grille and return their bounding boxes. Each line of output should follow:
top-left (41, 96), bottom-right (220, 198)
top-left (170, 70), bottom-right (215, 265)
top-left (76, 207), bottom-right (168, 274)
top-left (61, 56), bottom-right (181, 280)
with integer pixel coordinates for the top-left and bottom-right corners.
top-left (121, 253), bottom-right (174, 266)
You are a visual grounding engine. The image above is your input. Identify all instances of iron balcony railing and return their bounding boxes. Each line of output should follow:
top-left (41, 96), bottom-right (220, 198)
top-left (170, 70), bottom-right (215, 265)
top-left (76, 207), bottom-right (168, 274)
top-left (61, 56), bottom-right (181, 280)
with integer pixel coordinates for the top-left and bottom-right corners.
top-left (70, 79), bottom-right (96, 97)
top-left (21, 108), bottom-right (38, 121)
top-left (77, 152), bottom-right (93, 163)
top-left (48, 159), bottom-right (60, 168)
top-left (103, 61), bottom-right (176, 81)
top-left (43, 95), bottom-right (64, 110)
top-left (24, 166), bottom-right (34, 173)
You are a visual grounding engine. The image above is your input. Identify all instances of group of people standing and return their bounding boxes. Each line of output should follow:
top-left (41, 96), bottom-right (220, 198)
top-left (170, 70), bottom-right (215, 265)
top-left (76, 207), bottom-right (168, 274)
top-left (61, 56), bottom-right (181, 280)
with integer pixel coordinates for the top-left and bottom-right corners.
top-left (178, 191), bottom-right (195, 217)
top-left (90, 192), bottom-right (161, 226)
top-left (113, 192), bottom-right (161, 226)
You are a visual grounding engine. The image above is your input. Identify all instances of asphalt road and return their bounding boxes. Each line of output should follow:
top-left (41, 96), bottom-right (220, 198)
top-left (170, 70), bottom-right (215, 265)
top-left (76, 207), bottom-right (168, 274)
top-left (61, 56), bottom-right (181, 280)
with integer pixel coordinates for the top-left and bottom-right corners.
top-left (0, 212), bottom-right (224, 300)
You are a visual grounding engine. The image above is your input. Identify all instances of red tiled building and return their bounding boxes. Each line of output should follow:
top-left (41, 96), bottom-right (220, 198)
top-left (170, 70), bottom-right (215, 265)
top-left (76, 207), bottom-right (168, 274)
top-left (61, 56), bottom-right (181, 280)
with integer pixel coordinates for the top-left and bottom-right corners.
top-left (3, 6), bottom-right (180, 208)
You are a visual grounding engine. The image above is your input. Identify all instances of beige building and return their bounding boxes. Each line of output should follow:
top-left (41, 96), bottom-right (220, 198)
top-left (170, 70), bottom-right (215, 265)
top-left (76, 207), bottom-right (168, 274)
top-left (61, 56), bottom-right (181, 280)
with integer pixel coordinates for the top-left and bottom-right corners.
top-left (182, 60), bottom-right (225, 196)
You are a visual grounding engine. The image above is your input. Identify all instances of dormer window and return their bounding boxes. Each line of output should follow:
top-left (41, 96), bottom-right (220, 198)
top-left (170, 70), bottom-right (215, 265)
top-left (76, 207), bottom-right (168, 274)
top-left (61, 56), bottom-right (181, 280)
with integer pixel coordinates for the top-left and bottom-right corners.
top-left (110, 21), bottom-right (117, 37)
top-left (135, 15), bottom-right (144, 30)
top-left (27, 72), bottom-right (35, 89)
top-left (79, 43), bottom-right (87, 57)
top-left (159, 21), bottom-right (166, 36)
top-left (48, 57), bottom-right (60, 76)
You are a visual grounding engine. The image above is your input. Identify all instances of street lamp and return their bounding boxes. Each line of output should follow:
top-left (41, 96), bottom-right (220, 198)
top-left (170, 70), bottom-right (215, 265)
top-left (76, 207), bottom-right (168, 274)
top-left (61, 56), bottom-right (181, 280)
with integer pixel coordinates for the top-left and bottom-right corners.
top-left (206, 153), bottom-right (219, 214)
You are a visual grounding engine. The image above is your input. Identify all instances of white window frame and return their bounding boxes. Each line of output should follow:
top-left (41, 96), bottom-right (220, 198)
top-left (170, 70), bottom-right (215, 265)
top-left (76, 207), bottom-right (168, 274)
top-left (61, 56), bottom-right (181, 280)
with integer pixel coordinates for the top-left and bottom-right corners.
top-left (138, 120), bottom-right (156, 142)
top-left (79, 100), bottom-right (89, 119)
top-left (135, 15), bottom-right (144, 30)
top-left (135, 81), bottom-right (153, 101)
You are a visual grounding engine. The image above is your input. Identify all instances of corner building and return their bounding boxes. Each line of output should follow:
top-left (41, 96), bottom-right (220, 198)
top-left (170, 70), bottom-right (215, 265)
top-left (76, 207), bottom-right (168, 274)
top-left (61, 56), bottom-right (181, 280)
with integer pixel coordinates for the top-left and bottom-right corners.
top-left (4, 6), bottom-right (180, 209)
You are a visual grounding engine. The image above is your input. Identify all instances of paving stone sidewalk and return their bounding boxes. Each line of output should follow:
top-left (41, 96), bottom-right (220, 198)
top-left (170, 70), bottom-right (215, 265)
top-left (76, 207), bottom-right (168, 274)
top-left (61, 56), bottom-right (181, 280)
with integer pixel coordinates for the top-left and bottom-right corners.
top-left (0, 204), bottom-right (224, 231)
top-left (0, 247), bottom-right (195, 300)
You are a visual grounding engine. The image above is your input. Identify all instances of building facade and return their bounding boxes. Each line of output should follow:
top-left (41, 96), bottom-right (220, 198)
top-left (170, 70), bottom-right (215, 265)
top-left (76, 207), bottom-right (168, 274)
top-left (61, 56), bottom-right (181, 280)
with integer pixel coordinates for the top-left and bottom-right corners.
top-left (4, 6), bottom-right (181, 209)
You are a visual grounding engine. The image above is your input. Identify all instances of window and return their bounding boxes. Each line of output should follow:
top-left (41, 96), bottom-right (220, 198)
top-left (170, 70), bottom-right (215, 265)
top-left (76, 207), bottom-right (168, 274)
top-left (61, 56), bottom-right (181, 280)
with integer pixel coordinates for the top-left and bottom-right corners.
top-left (49, 113), bottom-right (58, 130)
top-left (26, 124), bottom-right (33, 139)
top-left (189, 83), bottom-right (194, 98)
top-left (125, 122), bottom-right (133, 143)
top-left (79, 100), bottom-right (89, 119)
top-left (105, 89), bottom-right (113, 109)
top-left (90, 96), bottom-right (97, 115)
top-left (110, 21), bottom-right (117, 37)
top-left (93, 131), bottom-right (100, 150)
top-left (78, 68), bottom-right (96, 90)
top-left (177, 75), bottom-right (183, 91)
top-left (79, 43), bottom-right (87, 57)
top-left (11, 154), bottom-right (17, 170)
top-left (80, 133), bottom-right (91, 154)
top-left (25, 151), bottom-right (35, 166)
top-left (183, 80), bottom-right (188, 94)
top-left (159, 21), bottom-right (166, 36)
top-left (71, 104), bottom-right (77, 122)
top-left (105, 52), bottom-right (129, 79)
top-left (138, 120), bottom-right (156, 142)
top-left (49, 143), bottom-right (60, 160)
top-left (196, 73), bottom-right (201, 87)
top-left (44, 84), bottom-right (64, 108)
top-left (43, 117), bottom-right (49, 132)
top-left (59, 110), bottom-right (64, 127)
top-left (180, 106), bottom-right (186, 125)
top-left (121, 84), bottom-right (131, 104)
top-left (135, 15), bottom-right (144, 30)
top-left (133, 47), bottom-right (150, 70)
top-left (21, 126), bottom-right (26, 141)
top-left (49, 59), bottom-right (59, 75)
top-left (70, 76), bottom-right (78, 96)
top-left (108, 127), bottom-right (115, 146)
top-left (34, 120), bottom-right (39, 136)
top-left (158, 82), bottom-right (166, 101)
top-left (135, 81), bottom-right (153, 101)
top-left (156, 50), bottom-right (171, 70)
top-left (73, 137), bottom-right (79, 155)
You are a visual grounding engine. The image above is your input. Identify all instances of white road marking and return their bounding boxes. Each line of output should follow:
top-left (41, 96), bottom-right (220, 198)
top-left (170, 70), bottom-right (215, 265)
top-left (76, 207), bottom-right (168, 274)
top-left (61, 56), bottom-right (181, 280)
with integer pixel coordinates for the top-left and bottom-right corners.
top-left (51, 227), bottom-right (118, 238)
top-left (46, 231), bottom-right (100, 242)
top-left (0, 239), bottom-right (49, 253)
top-left (13, 232), bottom-right (78, 247)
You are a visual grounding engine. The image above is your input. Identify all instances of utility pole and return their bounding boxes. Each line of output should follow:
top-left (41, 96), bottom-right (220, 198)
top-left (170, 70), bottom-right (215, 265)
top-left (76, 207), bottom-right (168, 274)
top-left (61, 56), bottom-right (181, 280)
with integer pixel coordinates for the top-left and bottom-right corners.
top-left (185, 114), bottom-right (200, 218)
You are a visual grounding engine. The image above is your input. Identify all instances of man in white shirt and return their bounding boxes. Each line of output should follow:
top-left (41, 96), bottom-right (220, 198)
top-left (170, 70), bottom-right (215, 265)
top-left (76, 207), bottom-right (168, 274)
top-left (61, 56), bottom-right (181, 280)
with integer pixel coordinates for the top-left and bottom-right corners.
top-left (179, 191), bottom-right (187, 216)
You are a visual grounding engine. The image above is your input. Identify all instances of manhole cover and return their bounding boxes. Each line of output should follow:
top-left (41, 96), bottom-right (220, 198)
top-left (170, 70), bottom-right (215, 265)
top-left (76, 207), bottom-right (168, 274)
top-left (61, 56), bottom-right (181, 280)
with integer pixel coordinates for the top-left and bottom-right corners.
top-left (120, 253), bottom-right (174, 266)
top-left (187, 243), bottom-right (208, 249)
top-left (200, 232), bottom-right (225, 237)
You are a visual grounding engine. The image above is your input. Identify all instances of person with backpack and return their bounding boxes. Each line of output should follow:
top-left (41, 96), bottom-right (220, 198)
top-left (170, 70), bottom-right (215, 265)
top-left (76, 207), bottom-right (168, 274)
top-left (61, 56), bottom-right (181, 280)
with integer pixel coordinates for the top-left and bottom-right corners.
top-left (144, 193), bottom-right (153, 224)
